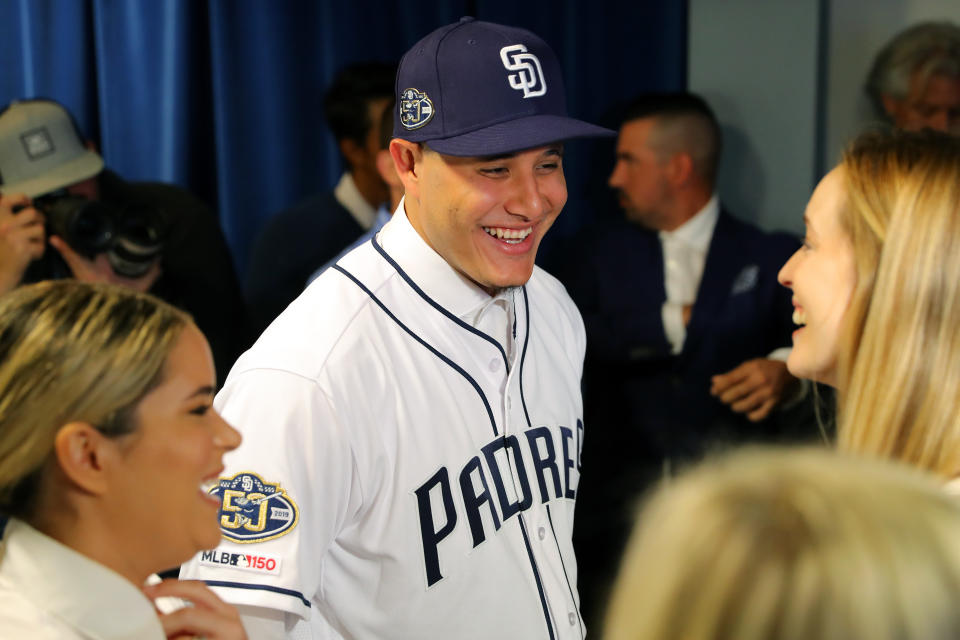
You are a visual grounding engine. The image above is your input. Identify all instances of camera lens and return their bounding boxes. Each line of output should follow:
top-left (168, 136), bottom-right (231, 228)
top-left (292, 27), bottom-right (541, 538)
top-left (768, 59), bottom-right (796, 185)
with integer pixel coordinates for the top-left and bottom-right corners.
top-left (69, 202), bottom-right (115, 254)
top-left (40, 196), bottom-right (114, 258)
top-left (107, 203), bottom-right (166, 278)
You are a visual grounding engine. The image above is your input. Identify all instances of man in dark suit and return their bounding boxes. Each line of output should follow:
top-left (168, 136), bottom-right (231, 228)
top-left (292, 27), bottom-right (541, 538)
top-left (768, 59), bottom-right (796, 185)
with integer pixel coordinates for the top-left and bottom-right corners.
top-left (244, 62), bottom-right (395, 334)
top-left (568, 93), bottom-right (802, 627)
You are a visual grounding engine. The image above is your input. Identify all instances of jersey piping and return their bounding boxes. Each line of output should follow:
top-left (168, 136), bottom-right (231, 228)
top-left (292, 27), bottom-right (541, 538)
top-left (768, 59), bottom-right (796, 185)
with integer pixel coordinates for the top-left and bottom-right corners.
top-left (202, 580), bottom-right (311, 608)
top-left (335, 250), bottom-right (559, 640)
top-left (332, 264), bottom-right (499, 438)
top-left (371, 237), bottom-right (510, 371)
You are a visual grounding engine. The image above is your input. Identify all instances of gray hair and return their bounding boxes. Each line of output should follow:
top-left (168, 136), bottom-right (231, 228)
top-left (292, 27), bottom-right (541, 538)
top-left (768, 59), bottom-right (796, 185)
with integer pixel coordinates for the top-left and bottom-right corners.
top-left (866, 21), bottom-right (960, 119)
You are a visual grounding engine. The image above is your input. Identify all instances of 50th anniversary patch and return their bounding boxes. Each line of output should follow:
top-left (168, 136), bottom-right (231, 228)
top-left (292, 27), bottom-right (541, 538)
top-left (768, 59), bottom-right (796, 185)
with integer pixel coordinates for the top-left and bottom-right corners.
top-left (210, 472), bottom-right (299, 543)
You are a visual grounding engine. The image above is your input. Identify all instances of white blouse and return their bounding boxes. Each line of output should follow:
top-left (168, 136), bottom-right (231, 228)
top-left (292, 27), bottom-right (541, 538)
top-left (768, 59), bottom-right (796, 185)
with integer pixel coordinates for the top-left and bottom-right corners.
top-left (0, 519), bottom-right (166, 639)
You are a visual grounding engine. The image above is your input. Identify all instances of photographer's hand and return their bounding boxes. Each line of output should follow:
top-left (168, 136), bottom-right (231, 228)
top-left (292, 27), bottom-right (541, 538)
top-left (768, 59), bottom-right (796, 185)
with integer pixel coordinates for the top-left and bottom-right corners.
top-left (49, 234), bottom-right (162, 293)
top-left (0, 193), bottom-right (46, 295)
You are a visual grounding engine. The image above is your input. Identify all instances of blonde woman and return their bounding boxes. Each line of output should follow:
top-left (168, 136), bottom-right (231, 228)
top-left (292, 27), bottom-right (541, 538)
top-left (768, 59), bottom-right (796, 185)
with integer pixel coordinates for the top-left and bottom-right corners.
top-left (777, 129), bottom-right (960, 476)
top-left (604, 447), bottom-right (960, 640)
top-left (0, 281), bottom-right (246, 638)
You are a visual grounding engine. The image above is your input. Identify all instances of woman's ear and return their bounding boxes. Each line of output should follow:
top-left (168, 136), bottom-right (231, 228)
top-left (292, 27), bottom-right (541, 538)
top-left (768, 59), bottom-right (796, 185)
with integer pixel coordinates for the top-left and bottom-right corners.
top-left (52, 422), bottom-right (113, 496)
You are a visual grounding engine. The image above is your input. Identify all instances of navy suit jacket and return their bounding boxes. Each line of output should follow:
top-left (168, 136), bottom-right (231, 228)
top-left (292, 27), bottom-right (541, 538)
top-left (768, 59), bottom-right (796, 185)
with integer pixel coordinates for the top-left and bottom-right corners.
top-left (244, 191), bottom-right (364, 335)
top-left (566, 209), bottom-right (802, 629)
top-left (568, 209), bottom-right (799, 472)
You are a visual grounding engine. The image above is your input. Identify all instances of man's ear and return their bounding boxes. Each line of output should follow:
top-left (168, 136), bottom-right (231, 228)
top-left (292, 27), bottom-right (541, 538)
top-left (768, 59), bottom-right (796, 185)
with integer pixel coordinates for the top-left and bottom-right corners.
top-left (666, 152), bottom-right (694, 188)
top-left (52, 422), bottom-right (113, 496)
top-left (389, 139), bottom-right (424, 200)
top-left (375, 148), bottom-right (402, 189)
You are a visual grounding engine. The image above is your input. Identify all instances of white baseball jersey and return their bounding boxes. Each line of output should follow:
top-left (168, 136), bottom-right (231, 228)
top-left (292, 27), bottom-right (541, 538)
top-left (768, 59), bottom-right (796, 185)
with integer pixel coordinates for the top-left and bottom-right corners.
top-left (180, 208), bottom-right (586, 639)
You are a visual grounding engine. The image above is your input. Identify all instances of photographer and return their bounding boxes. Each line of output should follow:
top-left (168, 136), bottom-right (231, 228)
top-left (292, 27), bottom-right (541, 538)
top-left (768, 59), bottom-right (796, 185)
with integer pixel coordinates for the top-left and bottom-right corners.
top-left (0, 194), bottom-right (45, 295)
top-left (28, 191), bottom-right (165, 292)
top-left (0, 99), bottom-right (249, 382)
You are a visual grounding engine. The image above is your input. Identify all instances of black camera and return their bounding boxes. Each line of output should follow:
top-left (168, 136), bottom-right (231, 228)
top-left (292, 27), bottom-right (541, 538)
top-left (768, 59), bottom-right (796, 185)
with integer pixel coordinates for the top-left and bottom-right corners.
top-left (33, 194), bottom-right (167, 279)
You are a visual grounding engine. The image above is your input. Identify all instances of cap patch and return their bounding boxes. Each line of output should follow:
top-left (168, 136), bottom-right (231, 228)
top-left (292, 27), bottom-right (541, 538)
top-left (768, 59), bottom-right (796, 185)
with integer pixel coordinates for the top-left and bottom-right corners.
top-left (20, 128), bottom-right (56, 160)
top-left (500, 44), bottom-right (546, 98)
top-left (212, 472), bottom-right (299, 543)
top-left (399, 88), bottom-right (435, 130)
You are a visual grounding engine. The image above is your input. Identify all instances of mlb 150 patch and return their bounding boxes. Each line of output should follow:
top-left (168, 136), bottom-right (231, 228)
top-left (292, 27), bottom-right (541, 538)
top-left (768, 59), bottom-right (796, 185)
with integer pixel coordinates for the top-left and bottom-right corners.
top-left (210, 472), bottom-right (299, 543)
top-left (198, 550), bottom-right (283, 576)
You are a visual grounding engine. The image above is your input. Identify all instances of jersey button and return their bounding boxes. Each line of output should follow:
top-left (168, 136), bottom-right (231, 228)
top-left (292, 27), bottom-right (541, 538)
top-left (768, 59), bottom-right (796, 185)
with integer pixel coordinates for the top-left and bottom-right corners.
top-left (489, 358), bottom-right (501, 372)
top-left (537, 526), bottom-right (545, 540)
top-left (506, 396), bottom-right (513, 410)
top-left (568, 612), bottom-right (576, 626)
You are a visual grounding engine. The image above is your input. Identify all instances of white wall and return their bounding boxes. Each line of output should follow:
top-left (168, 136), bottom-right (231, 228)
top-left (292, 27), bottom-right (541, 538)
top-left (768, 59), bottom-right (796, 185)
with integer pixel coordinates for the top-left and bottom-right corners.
top-left (688, 0), bottom-right (960, 236)
top-left (823, 0), bottom-right (960, 170)
top-left (688, 0), bottom-right (821, 236)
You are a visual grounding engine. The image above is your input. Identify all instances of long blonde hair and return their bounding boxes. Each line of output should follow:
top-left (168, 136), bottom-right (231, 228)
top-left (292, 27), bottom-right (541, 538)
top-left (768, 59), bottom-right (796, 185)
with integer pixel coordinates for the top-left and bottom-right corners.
top-left (604, 447), bottom-right (960, 640)
top-left (0, 280), bottom-right (189, 517)
top-left (835, 130), bottom-right (960, 476)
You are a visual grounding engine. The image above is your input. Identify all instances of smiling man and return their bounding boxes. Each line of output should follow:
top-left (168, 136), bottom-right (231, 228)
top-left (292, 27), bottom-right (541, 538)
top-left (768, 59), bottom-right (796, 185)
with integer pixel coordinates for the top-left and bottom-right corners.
top-left (180, 17), bottom-right (612, 640)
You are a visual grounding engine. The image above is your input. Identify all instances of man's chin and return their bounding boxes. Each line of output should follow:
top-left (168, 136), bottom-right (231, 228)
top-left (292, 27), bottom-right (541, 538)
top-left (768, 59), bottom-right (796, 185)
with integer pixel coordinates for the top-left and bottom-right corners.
top-left (473, 268), bottom-right (536, 295)
top-left (626, 211), bottom-right (656, 229)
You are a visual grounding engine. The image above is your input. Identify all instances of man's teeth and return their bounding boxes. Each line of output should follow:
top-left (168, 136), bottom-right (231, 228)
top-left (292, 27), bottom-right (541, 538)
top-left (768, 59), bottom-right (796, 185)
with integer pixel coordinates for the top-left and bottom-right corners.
top-left (200, 478), bottom-right (219, 494)
top-left (483, 227), bottom-right (532, 244)
top-left (792, 309), bottom-right (807, 326)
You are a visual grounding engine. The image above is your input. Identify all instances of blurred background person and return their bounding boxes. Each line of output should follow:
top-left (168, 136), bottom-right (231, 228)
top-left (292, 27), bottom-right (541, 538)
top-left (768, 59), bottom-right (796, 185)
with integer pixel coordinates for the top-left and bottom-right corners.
top-left (567, 93), bottom-right (808, 627)
top-left (245, 62), bottom-right (395, 334)
top-left (779, 129), bottom-right (960, 480)
top-left (306, 97), bottom-right (402, 285)
top-left (0, 192), bottom-right (45, 294)
top-left (0, 99), bottom-right (249, 384)
top-left (0, 280), bottom-right (245, 639)
top-left (604, 447), bottom-right (960, 640)
top-left (866, 21), bottom-right (960, 134)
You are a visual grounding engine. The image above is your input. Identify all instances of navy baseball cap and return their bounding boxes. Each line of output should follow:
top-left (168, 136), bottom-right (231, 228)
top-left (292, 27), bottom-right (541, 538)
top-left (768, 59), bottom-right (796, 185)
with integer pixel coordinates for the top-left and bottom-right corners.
top-left (393, 17), bottom-right (614, 156)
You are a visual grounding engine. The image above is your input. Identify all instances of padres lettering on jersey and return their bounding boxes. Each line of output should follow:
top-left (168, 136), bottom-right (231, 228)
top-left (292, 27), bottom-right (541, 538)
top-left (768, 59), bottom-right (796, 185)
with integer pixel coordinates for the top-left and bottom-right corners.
top-left (180, 209), bottom-right (587, 640)
top-left (416, 422), bottom-right (582, 586)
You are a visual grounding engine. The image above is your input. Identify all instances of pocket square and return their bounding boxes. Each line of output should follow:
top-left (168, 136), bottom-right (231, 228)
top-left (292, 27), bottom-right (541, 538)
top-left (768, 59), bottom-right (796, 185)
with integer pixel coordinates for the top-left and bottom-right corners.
top-left (731, 265), bottom-right (759, 295)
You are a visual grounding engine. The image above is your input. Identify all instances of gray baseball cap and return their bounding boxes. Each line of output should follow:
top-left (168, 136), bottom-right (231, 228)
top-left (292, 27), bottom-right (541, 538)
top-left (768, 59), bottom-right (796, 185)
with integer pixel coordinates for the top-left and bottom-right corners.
top-left (0, 100), bottom-right (104, 197)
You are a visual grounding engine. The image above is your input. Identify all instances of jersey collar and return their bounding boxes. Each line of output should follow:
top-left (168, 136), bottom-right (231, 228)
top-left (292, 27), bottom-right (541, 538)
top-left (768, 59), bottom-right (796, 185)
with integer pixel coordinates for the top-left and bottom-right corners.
top-left (377, 197), bottom-right (499, 319)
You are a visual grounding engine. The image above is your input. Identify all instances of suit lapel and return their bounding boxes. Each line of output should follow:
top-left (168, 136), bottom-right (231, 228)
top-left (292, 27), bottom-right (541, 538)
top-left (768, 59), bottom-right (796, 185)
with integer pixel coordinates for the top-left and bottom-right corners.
top-left (641, 226), bottom-right (667, 305)
top-left (683, 210), bottom-right (742, 353)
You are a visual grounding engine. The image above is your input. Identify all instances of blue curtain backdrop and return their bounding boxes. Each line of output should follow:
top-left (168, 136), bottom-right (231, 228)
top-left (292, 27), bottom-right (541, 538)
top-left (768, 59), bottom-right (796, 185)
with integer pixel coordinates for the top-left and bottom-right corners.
top-left (1, 0), bottom-right (686, 277)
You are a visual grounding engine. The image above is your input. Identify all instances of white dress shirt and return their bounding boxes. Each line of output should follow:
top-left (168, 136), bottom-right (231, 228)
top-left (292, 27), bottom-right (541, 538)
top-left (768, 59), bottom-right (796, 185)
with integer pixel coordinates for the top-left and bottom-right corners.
top-left (0, 519), bottom-right (166, 639)
top-left (659, 195), bottom-right (720, 354)
top-left (333, 172), bottom-right (378, 231)
top-left (658, 196), bottom-right (791, 366)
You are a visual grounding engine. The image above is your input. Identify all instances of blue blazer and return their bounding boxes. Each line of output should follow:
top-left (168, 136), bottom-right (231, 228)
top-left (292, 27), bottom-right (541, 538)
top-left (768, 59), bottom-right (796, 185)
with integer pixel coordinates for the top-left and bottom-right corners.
top-left (245, 191), bottom-right (364, 335)
top-left (567, 209), bottom-right (800, 467)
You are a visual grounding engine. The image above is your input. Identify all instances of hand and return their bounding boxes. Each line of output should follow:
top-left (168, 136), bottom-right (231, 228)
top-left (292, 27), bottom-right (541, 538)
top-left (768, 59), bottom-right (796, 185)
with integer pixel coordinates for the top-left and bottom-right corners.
top-left (0, 193), bottom-right (46, 294)
top-left (710, 358), bottom-right (799, 422)
top-left (682, 304), bottom-right (693, 326)
top-left (144, 579), bottom-right (248, 640)
top-left (48, 234), bottom-right (161, 292)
